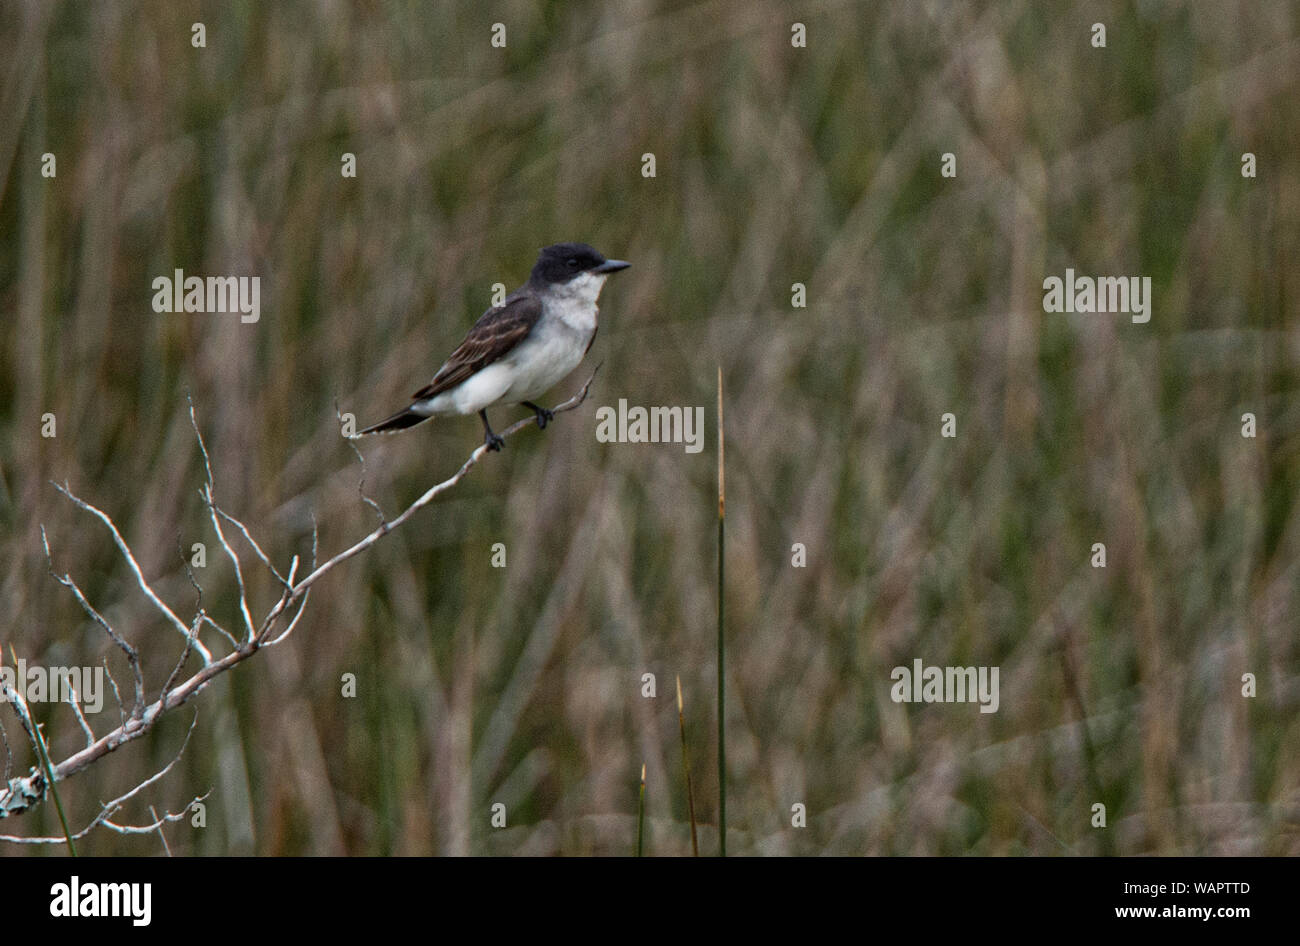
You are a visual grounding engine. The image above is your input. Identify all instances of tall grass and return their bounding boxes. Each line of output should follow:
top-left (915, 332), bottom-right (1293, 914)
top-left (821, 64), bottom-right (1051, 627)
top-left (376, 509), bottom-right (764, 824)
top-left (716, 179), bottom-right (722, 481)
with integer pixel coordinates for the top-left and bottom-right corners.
top-left (2, 1), bottom-right (1298, 855)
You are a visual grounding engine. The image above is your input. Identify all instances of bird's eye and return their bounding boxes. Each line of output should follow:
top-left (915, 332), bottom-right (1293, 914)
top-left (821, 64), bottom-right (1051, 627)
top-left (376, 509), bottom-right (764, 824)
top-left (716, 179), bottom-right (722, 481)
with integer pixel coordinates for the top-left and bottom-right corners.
top-left (567, 257), bottom-right (579, 269)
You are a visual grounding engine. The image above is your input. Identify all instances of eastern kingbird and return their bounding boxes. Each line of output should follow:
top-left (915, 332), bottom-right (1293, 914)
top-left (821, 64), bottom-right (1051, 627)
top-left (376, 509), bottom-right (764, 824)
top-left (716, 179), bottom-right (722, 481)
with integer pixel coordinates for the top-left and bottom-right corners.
top-left (359, 242), bottom-right (630, 450)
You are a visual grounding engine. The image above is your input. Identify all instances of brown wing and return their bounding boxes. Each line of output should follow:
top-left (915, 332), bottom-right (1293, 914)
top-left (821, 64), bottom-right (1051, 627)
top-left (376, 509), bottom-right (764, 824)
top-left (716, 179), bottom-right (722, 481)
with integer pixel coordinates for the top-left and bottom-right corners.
top-left (411, 293), bottom-right (543, 401)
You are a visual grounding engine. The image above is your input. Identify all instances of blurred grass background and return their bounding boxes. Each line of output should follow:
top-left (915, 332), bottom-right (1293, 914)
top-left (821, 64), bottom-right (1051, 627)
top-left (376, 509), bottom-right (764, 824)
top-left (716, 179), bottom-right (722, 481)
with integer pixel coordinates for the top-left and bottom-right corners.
top-left (2, 0), bottom-right (1299, 855)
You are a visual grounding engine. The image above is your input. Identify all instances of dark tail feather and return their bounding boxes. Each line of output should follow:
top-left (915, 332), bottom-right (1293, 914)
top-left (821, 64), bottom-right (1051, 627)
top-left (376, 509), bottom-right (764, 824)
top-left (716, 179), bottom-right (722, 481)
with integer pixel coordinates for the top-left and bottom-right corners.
top-left (359, 407), bottom-right (431, 435)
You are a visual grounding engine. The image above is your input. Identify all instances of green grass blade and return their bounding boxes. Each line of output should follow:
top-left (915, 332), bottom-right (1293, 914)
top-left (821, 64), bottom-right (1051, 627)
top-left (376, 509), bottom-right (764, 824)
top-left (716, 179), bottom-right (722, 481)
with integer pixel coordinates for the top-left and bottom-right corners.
top-left (677, 676), bottom-right (700, 856)
top-left (636, 762), bottom-right (646, 857)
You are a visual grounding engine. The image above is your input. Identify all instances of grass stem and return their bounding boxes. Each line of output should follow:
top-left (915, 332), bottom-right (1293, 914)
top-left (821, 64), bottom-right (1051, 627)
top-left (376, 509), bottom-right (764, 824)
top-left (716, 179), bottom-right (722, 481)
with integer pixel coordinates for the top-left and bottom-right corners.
top-left (716, 366), bottom-right (726, 857)
top-left (636, 762), bottom-right (646, 857)
top-left (677, 676), bottom-right (700, 856)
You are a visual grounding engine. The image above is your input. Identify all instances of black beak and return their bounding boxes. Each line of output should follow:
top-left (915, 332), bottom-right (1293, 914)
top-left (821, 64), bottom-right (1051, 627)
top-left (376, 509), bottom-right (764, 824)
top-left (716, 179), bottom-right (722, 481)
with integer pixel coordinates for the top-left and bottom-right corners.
top-left (593, 259), bottom-right (630, 274)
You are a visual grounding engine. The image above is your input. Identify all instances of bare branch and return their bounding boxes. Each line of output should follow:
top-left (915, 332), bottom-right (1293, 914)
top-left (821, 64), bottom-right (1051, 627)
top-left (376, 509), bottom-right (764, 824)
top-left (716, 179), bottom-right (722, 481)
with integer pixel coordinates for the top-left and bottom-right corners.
top-left (264, 556), bottom-right (308, 647)
top-left (102, 658), bottom-right (126, 727)
top-left (48, 483), bottom-right (214, 666)
top-left (186, 390), bottom-right (215, 486)
top-left (160, 613), bottom-right (204, 700)
top-left (66, 687), bottom-right (95, 749)
top-left (2, 373), bottom-right (597, 829)
top-left (205, 484), bottom-right (258, 643)
top-left (177, 531), bottom-right (207, 618)
top-left (102, 795), bottom-right (205, 837)
top-left (1, 713), bottom-right (205, 844)
top-left (275, 369), bottom-right (601, 629)
top-left (202, 615), bottom-right (239, 651)
top-left (41, 525), bottom-right (145, 718)
top-left (337, 397), bottom-right (387, 527)
top-left (182, 420), bottom-right (292, 595)
top-left (188, 393), bottom-right (258, 641)
top-left (177, 532), bottom-right (239, 651)
top-left (216, 507), bottom-right (292, 592)
top-left (264, 585), bottom-right (310, 648)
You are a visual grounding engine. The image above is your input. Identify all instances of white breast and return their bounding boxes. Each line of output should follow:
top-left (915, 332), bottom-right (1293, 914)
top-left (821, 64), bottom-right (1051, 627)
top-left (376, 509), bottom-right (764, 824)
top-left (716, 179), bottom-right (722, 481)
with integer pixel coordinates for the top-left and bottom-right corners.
top-left (547, 271), bottom-right (608, 332)
top-left (499, 312), bottom-right (593, 403)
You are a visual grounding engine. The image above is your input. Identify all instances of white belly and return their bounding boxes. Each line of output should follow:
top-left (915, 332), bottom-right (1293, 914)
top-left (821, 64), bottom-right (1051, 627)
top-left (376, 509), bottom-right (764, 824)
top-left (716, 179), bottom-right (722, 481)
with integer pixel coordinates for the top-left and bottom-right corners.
top-left (423, 362), bottom-right (514, 416)
top-left (416, 318), bottom-right (592, 417)
top-left (498, 322), bottom-right (590, 403)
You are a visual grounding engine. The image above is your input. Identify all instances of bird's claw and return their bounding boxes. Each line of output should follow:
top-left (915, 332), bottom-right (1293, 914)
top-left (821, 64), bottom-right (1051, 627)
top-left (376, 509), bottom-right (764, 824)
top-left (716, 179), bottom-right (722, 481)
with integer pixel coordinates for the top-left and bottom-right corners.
top-left (535, 407), bottom-right (554, 430)
top-left (485, 433), bottom-right (505, 452)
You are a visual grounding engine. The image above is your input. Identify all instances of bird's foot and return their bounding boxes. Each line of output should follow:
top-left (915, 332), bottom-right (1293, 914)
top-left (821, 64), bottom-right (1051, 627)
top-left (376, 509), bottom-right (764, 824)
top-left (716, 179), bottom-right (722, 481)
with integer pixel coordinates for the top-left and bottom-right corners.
top-left (523, 401), bottom-right (554, 430)
top-left (479, 410), bottom-right (505, 452)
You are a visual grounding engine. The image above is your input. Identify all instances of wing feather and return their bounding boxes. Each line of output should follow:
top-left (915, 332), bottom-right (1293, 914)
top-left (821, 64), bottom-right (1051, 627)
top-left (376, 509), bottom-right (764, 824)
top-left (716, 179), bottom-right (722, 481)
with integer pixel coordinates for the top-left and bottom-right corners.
top-left (411, 293), bottom-right (543, 401)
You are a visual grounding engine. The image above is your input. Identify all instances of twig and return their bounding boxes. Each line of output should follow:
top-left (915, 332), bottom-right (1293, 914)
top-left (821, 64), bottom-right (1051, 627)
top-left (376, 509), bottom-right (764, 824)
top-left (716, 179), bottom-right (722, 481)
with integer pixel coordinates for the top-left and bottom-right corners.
top-left (101, 659), bottom-right (126, 728)
top-left (42, 526), bottom-right (145, 719)
top-left (205, 483), bottom-right (257, 643)
top-left (48, 483), bottom-right (213, 666)
top-left (66, 687), bottom-right (95, 749)
top-left (186, 395), bottom-right (257, 641)
top-left (337, 398), bottom-right (387, 527)
top-left (177, 530), bottom-right (239, 651)
top-left (160, 613), bottom-right (204, 700)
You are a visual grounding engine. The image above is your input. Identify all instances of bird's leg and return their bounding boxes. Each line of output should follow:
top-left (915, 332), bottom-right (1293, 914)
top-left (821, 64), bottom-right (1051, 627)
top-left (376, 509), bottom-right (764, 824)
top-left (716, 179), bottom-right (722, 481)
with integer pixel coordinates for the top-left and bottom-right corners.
top-left (479, 410), bottom-right (505, 452)
top-left (522, 400), bottom-right (554, 430)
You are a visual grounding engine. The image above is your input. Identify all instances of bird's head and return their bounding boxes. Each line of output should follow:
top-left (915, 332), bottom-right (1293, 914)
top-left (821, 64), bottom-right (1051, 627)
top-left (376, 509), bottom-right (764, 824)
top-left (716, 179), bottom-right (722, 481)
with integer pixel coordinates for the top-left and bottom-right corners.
top-left (530, 242), bottom-right (630, 289)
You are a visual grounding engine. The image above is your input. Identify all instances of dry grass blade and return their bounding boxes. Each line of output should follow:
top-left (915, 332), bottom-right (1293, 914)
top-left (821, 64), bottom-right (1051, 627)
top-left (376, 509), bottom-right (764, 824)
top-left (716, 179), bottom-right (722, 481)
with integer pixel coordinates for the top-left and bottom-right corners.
top-left (716, 366), bottom-right (726, 857)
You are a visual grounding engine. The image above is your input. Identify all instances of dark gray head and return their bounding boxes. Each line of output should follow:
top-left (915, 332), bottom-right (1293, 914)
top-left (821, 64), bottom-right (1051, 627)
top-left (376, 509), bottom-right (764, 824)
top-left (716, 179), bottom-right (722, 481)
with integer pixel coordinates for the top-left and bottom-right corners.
top-left (530, 242), bottom-right (630, 286)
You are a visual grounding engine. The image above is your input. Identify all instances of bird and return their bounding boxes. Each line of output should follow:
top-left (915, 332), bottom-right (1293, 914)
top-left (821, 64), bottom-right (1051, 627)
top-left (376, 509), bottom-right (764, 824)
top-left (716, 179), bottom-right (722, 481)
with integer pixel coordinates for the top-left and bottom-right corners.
top-left (359, 242), bottom-right (630, 451)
